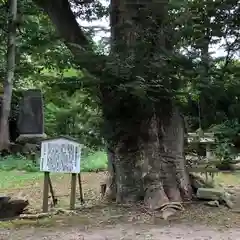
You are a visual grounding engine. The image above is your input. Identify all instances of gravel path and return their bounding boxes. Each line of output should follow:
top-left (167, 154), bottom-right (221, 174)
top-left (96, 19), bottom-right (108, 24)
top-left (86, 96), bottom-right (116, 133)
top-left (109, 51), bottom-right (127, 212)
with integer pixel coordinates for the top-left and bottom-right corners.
top-left (1, 224), bottom-right (240, 239)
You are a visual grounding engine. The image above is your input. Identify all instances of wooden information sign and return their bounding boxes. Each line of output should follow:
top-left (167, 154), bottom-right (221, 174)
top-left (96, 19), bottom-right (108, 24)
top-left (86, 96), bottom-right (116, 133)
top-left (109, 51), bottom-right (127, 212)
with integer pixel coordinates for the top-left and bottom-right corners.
top-left (40, 136), bottom-right (83, 212)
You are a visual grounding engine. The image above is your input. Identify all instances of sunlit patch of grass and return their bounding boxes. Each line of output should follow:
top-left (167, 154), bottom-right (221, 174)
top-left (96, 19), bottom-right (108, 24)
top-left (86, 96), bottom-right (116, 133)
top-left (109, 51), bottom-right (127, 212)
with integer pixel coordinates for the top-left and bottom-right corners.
top-left (214, 172), bottom-right (240, 187)
top-left (0, 171), bottom-right (43, 189)
top-left (81, 151), bottom-right (107, 172)
top-left (0, 155), bottom-right (39, 172)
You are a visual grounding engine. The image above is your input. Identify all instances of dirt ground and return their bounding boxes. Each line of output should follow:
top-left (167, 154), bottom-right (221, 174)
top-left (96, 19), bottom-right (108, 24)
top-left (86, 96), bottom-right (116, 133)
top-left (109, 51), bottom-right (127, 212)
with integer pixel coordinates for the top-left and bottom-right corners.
top-left (0, 172), bottom-right (240, 239)
top-left (0, 224), bottom-right (240, 239)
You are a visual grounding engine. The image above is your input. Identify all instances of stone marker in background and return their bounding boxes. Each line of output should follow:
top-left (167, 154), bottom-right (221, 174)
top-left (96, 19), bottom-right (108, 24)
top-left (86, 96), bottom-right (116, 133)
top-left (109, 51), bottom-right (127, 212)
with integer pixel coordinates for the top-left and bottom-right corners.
top-left (17, 89), bottom-right (46, 143)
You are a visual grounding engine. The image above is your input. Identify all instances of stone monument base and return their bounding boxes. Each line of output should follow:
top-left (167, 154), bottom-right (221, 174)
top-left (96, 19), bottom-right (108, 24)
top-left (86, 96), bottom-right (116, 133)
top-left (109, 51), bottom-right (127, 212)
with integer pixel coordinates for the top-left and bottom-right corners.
top-left (16, 133), bottom-right (47, 144)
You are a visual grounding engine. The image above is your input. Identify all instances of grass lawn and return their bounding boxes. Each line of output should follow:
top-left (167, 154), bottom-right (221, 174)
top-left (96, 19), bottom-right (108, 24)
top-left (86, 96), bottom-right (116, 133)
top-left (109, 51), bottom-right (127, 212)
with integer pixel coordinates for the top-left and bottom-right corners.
top-left (0, 171), bottom-right (43, 189)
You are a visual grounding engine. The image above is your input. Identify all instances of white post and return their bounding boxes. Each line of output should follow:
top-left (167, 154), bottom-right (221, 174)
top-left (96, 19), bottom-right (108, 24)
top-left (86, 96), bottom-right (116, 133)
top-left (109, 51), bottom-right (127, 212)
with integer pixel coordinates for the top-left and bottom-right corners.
top-left (206, 144), bottom-right (213, 160)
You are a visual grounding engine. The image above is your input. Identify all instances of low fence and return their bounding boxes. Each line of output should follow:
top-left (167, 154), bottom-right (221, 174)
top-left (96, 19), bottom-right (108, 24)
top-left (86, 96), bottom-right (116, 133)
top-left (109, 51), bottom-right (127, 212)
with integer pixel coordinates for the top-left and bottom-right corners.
top-left (186, 132), bottom-right (240, 179)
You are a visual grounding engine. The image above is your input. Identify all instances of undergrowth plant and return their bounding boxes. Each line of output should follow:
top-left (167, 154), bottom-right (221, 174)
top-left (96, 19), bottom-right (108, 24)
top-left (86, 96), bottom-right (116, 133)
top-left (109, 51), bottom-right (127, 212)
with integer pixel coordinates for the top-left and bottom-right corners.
top-left (0, 151), bottom-right (108, 172)
top-left (210, 119), bottom-right (240, 169)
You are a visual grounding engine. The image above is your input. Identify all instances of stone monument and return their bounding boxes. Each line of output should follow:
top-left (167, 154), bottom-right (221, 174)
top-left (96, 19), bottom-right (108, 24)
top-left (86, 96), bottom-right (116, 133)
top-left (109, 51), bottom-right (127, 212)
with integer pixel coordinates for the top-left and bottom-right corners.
top-left (17, 89), bottom-right (46, 143)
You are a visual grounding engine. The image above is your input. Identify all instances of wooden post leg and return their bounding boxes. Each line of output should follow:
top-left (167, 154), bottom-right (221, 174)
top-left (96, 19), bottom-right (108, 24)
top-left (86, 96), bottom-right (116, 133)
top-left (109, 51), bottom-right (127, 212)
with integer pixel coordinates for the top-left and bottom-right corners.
top-left (70, 173), bottom-right (77, 210)
top-left (78, 173), bottom-right (84, 204)
top-left (42, 172), bottom-right (49, 213)
top-left (48, 175), bottom-right (58, 206)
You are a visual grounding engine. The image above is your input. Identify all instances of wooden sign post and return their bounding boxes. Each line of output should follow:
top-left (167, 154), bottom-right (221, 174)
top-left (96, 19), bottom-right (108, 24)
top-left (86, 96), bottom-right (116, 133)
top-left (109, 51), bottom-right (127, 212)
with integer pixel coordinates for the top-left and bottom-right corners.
top-left (42, 172), bottom-right (50, 212)
top-left (40, 136), bottom-right (83, 212)
top-left (70, 173), bottom-right (77, 210)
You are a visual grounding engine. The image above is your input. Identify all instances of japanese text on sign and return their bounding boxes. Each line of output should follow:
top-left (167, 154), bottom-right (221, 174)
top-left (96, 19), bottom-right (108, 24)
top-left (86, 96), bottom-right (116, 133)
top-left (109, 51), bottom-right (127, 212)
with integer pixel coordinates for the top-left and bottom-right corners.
top-left (40, 138), bottom-right (81, 173)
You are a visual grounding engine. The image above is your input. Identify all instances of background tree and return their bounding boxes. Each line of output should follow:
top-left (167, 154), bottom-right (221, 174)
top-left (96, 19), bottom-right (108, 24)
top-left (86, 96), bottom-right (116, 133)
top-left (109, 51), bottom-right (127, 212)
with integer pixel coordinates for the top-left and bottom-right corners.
top-left (0, 0), bottom-right (18, 150)
top-left (0, 0), bottom-right (103, 151)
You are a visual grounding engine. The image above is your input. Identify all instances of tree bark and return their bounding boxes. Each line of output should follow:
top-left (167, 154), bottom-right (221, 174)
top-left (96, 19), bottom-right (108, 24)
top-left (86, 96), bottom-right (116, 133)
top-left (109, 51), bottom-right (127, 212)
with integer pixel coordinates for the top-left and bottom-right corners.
top-left (104, 103), bottom-right (192, 209)
top-left (0, 0), bottom-right (18, 150)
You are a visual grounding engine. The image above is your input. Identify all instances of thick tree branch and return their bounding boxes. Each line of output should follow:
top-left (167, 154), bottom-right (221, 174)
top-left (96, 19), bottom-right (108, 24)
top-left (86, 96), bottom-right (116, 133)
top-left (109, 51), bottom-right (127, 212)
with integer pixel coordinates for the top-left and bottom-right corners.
top-left (33, 0), bottom-right (108, 79)
top-left (34, 0), bottom-right (89, 47)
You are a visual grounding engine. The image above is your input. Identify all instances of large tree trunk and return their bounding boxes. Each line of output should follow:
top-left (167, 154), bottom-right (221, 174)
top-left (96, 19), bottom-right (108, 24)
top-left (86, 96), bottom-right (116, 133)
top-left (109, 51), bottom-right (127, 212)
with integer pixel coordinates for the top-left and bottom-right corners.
top-left (102, 0), bottom-right (192, 209)
top-left (104, 101), bottom-right (192, 209)
top-left (102, 0), bottom-right (192, 210)
top-left (0, 0), bottom-right (18, 150)
top-left (142, 106), bottom-right (192, 208)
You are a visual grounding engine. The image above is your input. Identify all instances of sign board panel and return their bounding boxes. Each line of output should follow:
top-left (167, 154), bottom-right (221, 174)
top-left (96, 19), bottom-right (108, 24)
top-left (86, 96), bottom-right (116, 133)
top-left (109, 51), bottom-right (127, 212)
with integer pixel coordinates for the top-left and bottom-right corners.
top-left (40, 137), bottom-right (81, 173)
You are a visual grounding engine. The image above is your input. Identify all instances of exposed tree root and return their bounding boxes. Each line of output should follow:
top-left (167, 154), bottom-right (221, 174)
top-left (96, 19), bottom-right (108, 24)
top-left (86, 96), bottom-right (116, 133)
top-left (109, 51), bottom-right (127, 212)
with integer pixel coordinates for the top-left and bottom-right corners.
top-left (55, 208), bottom-right (79, 215)
top-left (19, 212), bottom-right (52, 220)
top-left (18, 208), bottom-right (78, 220)
top-left (143, 185), bottom-right (187, 219)
top-left (159, 202), bottom-right (184, 220)
top-left (100, 107), bottom-right (235, 220)
top-left (101, 172), bottom-right (235, 220)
